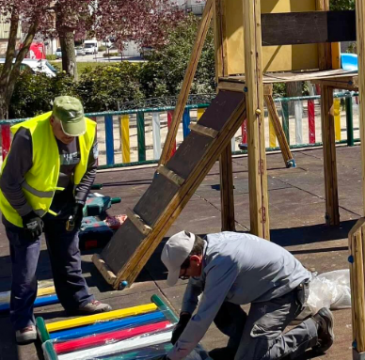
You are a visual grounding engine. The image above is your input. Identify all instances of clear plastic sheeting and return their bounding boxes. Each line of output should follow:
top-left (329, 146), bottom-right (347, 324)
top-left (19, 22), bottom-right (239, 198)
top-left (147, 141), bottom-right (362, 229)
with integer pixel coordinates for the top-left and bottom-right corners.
top-left (56, 330), bottom-right (174, 360)
top-left (91, 342), bottom-right (211, 360)
top-left (297, 269), bottom-right (351, 320)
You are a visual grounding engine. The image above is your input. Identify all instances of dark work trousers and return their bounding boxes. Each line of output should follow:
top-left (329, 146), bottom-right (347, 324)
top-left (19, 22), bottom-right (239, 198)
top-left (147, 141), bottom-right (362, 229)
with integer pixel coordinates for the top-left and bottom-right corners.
top-left (214, 283), bottom-right (317, 360)
top-left (6, 218), bottom-right (94, 331)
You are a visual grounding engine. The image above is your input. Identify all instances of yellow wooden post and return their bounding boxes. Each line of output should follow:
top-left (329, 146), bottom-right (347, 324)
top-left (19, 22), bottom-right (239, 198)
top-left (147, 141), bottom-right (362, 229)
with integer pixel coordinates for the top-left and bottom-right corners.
top-left (334, 98), bottom-right (341, 141)
top-left (243, 0), bottom-right (270, 239)
top-left (356, 0), bottom-right (365, 218)
top-left (269, 112), bottom-right (277, 148)
top-left (120, 115), bottom-right (130, 163)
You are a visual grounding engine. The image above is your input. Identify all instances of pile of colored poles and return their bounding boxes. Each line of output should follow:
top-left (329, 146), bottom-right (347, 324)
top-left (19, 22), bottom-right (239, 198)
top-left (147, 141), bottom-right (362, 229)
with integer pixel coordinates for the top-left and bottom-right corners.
top-left (0, 281), bottom-right (58, 313)
top-left (37, 295), bottom-right (210, 360)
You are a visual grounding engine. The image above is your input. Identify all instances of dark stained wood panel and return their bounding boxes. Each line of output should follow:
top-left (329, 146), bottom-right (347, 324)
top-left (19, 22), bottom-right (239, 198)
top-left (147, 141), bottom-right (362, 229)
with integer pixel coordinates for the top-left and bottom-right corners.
top-left (134, 174), bottom-right (180, 226)
top-left (199, 90), bottom-right (245, 131)
top-left (262, 11), bottom-right (356, 46)
top-left (101, 218), bottom-right (146, 275)
top-left (167, 132), bottom-right (213, 180)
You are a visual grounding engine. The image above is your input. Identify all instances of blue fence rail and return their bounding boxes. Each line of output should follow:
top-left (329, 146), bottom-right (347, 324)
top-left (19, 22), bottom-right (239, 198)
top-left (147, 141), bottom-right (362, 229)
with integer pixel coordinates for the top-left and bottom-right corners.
top-left (0, 92), bottom-right (360, 169)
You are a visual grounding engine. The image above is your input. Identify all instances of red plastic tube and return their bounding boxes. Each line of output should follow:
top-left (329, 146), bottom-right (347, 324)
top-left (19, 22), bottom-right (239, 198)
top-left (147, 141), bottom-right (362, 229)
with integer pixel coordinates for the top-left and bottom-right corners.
top-left (54, 320), bottom-right (171, 354)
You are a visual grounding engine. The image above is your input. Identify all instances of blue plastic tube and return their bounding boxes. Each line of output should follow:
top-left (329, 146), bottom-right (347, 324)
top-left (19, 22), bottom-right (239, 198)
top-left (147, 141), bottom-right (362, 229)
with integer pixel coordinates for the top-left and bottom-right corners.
top-left (50, 311), bottom-right (166, 341)
top-left (0, 294), bottom-right (59, 313)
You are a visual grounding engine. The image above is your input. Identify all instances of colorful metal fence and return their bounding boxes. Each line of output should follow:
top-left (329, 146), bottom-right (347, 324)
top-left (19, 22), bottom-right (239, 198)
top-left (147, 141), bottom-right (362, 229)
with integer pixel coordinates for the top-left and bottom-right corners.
top-left (0, 92), bottom-right (359, 169)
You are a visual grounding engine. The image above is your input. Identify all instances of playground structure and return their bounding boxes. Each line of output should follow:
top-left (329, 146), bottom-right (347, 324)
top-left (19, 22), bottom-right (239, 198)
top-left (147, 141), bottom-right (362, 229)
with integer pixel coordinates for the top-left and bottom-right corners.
top-left (92, 1), bottom-right (365, 358)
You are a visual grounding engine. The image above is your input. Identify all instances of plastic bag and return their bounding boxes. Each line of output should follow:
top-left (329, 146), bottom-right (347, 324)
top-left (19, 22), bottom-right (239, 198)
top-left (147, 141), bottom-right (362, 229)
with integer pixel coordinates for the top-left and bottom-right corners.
top-left (296, 269), bottom-right (351, 320)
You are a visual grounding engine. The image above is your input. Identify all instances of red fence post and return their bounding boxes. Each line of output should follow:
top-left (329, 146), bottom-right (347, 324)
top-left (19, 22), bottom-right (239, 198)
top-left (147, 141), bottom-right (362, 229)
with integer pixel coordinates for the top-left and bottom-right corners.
top-left (1, 125), bottom-right (11, 160)
top-left (308, 100), bottom-right (316, 144)
top-left (241, 119), bottom-right (248, 146)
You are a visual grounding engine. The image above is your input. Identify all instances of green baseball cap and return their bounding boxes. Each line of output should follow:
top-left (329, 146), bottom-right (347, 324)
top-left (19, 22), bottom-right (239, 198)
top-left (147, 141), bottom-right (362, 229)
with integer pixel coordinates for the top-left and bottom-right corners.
top-left (52, 96), bottom-right (85, 136)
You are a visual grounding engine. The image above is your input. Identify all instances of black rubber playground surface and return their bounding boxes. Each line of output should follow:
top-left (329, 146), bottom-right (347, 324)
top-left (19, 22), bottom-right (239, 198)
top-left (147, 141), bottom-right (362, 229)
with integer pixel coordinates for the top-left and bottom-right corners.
top-left (0, 145), bottom-right (359, 360)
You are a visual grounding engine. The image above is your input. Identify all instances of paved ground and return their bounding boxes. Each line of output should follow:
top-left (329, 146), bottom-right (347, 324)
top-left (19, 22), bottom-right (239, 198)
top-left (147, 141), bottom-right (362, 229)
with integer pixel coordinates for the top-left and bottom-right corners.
top-left (0, 145), bottom-right (360, 360)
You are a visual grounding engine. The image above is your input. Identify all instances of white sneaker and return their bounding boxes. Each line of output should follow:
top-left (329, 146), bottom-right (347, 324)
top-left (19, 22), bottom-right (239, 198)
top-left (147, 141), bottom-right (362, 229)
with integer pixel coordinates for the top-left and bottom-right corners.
top-left (16, 325), bottom-right (37, 344)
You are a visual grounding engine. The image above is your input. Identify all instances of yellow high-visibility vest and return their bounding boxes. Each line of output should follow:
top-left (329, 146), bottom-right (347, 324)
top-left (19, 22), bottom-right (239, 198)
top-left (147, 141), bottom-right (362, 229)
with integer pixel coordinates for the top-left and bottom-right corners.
top-left (0, 112), bottom-right (96, 227)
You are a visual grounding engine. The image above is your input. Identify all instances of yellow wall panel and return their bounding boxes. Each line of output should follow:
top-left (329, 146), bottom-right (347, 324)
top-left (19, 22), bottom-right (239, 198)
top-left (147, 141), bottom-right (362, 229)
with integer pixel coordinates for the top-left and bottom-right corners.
top-left (224, 0), bottom-right (319, 74)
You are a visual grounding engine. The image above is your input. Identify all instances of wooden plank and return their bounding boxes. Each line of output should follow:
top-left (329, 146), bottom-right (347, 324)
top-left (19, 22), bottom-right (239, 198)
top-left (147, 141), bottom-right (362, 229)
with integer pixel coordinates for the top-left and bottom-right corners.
top-left (264, 95), bottom-right (294, 168)
top-left (220, 69), bottom-right (358, 84)
top-left (92, 253), bottom-right (117, 286)
top-left (126, 209), bottom-right (152, 236)
top-left (101, 219), bottom-right (147, 276)
top-left (313, 77), bottom-right (359, 91)
top-left (219, 145), bottom-right (235, 231)
top-left (189, 123), bottom-right (218, 138)
top-left (159, 0), bottom-right (214, 166)
top-left (218, 81), bottom-right (272, 95)
top-left (98, 91), bottom-right (246, 289)
top-left (356, 0), bottom-right (365, 218)
top-left (348, 220), bottom-right (365, 353)
top-left (157, 165), bottom-right (185, 187)
top-left (261, 11), bottom-right (356, 46)
top-left (215, 0), bottom-right (236, 232)
top-left (321, 86), bottom-right (339, 225)
top-left (243, 0), bottom-right (269, 239)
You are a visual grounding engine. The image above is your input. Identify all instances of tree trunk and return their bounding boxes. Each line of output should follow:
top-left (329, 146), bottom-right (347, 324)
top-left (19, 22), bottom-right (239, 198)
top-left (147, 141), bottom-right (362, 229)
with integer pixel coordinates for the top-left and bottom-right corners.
top-left (286, 81), bottom-right (302, 115)
top-left (60, 32), bottom-right (78, 81)
top-left (0, 6), bottom-right (38, 120)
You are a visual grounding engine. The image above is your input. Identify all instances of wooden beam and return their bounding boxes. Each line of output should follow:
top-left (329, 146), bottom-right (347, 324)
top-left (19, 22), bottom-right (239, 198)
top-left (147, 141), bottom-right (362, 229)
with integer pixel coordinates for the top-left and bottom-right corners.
top-left (189, 123), bottom-right (218, 138)
top-left (261, 11), bottom-right (356, 46)
top-left (348, 219), bottom-right (365, 355)
top-left (264, 95), bottom-right (295, 168)
top-left (316, 0), bottom-right (332, 70)
top-left (321, 86), bottom-right (339, 225)
top-left (157, 165), bottom-right (185, 187)
top-left (313, 77), bottom-right (359, 91)
top-left (243, 0), bottom-right (270, 239)
top-left (92, 254), bottom-right (117, 286)
top-left (356, 0), bottom-right (365, 219)
top-left (125, 209), bottom-right (153, 236)
top-left (159, 0), bottom-right (214, 166)
top-left (215, 0), bottom-right (236, 232)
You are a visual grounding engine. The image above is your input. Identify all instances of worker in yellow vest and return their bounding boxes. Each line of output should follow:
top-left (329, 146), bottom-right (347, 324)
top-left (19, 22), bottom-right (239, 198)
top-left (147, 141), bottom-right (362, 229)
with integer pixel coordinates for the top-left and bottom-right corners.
top-left (0, 96), bottom-right (111, 344)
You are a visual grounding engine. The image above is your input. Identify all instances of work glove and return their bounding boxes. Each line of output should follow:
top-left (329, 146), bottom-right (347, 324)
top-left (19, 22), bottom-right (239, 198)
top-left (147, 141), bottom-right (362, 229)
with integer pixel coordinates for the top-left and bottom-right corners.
top-left (66, 203), bottom-right (84, 232)
top-left (171, 312), bottom-right (191, 345)
top-left (22, 211), bottom-right (44, 241)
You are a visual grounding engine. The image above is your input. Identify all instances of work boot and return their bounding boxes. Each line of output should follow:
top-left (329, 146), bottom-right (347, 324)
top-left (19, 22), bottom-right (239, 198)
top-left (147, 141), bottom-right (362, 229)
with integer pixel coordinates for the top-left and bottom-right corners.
top-left (16, 325), bottom-right (37, 344)
top-left (77, 300), bottom-right (112, 314)
top-left (312, 307), bottom-right (335, 353)
top-left (209, 347), bottom-right (236, 360)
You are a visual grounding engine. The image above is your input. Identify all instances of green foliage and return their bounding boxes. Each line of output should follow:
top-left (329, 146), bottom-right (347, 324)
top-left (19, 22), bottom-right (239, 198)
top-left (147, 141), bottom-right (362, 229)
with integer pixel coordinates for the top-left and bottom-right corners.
top-left (139, 13), bottom-right (215, 99)
top-left (330, 0), bottom-right (354, 10)
top-left (10, 72), bottom-right (76, 118)
top-left (75, 62), bottom-right (144, 112)
top-left (46, 54), bottom-right (57, 61)
top-left (98, 45), bottom-right (107, 52)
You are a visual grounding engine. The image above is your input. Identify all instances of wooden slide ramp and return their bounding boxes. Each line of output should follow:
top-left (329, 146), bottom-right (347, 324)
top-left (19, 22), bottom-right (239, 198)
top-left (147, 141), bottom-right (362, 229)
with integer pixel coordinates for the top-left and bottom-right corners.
top-left (93, 90), bottom-right (246, 289)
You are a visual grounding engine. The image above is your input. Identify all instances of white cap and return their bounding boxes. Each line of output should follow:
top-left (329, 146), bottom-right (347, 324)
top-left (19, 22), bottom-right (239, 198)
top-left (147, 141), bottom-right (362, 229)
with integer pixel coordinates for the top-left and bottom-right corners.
top-left (161, 231), bottom-right (196, 286)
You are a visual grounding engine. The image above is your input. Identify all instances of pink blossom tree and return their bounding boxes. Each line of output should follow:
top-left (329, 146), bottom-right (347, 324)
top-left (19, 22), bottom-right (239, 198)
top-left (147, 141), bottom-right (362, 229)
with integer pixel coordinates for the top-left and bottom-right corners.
top-left (95, 0), bottom-right (184, 51)
top-left (0, 0), bottom-right (184, 119)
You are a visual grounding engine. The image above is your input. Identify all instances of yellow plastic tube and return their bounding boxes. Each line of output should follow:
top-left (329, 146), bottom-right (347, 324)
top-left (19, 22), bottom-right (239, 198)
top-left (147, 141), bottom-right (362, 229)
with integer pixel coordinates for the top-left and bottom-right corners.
top-left (37, 287), bottom-right (56, 297)
top-left (46, 303), bottom-right (157, 332)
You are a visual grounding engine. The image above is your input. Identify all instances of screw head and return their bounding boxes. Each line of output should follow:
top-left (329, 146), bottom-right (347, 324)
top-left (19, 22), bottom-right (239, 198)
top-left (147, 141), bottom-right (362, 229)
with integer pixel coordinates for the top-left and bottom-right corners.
top-left (255, 109), bottom-right (262, 115)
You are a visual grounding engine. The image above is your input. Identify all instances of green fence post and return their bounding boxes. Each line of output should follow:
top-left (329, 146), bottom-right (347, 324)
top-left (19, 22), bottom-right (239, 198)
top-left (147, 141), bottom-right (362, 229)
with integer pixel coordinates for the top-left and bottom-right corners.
top-left (281, 101), bottom-right (290, 145)
top-left (346, 95), bottom-right (354, 147)
top-left (137, 112), bottom-right (146, 162)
